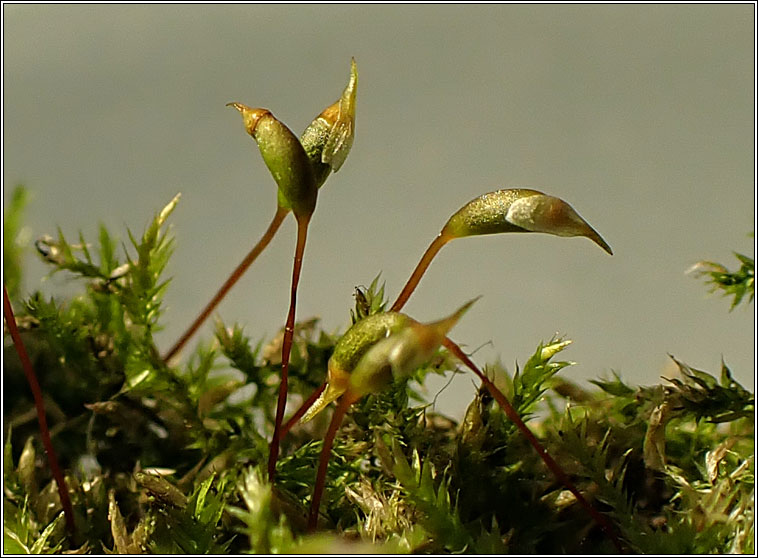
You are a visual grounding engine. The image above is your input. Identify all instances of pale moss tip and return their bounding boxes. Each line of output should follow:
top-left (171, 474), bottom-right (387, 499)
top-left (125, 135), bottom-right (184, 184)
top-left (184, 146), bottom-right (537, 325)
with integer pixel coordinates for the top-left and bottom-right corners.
top-left (157, 193), bottom-right (182, 225)
top-left (451, 296), bottom-right (480, 320)
top-left (300, 383), bottom-right (346, 424)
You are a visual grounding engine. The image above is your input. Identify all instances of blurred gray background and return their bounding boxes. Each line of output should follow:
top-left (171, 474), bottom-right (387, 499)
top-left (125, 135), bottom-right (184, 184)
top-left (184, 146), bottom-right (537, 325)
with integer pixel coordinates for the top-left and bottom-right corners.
top-left (3, 4), bottom-right (755, 420)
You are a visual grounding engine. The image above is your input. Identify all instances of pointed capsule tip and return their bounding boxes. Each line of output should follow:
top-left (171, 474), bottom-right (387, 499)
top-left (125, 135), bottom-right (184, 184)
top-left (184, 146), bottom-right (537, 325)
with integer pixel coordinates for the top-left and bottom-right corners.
top-left (301, 382), bottom-right (346, 424)
top-left (347, 58), bottom-right (358, 88)
top-left (591, 233), bottom-right (614, 256)
top-left (431, 296), bottom-right (479, 337)
top-left (457, 296), bottom-right (481, 316)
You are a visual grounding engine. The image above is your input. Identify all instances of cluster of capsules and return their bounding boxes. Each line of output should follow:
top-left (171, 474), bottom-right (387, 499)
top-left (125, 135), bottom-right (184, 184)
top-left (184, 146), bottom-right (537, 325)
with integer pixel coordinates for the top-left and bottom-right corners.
top-left (162, 59), bottom-right (617, 545)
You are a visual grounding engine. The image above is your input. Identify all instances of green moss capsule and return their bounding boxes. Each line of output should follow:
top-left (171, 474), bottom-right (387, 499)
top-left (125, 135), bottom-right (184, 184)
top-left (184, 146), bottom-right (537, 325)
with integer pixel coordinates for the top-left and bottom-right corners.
top-left (300, 58), bottom-right (358, 188)
top-left (330, 311), bottom-right (408, 376)
top-left (227, 103), bottom-right (317, 218)
top-left (347, 299), bottom-right (476, 397)
top-left (308, 302), bottom-right (472, 422)
top-left (301, 311), bottom-right (408, 423)
top-left (443, 189), bottom-right (613, 255)
top-left (302, 300), bottom-right (474, 422)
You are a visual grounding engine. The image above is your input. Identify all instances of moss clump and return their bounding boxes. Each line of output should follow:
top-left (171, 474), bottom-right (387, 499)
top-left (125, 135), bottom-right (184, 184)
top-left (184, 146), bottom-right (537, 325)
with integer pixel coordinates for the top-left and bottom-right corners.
top-left (3, 187), bottom-right (753, 553)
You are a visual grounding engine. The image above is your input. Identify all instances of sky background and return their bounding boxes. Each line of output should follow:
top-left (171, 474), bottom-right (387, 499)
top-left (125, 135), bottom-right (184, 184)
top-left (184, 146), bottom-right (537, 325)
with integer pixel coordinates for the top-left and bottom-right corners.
top-left (3, 4), bottom-right (755, 420)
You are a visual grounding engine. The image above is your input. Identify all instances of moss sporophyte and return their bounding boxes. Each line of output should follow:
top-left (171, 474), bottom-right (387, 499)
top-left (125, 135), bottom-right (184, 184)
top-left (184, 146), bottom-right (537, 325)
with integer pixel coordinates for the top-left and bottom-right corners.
top-left (3, 58), bottom-right (624, 550)
top-left (8, 58), bottom-right (750, 554)
top-left (162, 59), bottom-right (358, 481)
top-left (157, 60), bottom-right (618, 546)
top-left (162, 59), bottom-right (357, 364)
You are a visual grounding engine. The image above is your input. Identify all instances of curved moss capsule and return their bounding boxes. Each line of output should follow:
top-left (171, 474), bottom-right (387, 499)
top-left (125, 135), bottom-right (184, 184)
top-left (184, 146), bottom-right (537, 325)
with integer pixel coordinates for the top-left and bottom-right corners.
top-left (330, 310), bottom-right (409, 376)
top-left (322, 57), bottom-right (357, 172)
top-left (348, 298), bottom-right (477, 398)
top-left (300, 58), bottom-right (358, 188)
top-left (443, 189), bottom-right (613, 255)
top-left (300, 311), bottom-right (408, 423)
top-left (227, 103), bottom-right (317, 218)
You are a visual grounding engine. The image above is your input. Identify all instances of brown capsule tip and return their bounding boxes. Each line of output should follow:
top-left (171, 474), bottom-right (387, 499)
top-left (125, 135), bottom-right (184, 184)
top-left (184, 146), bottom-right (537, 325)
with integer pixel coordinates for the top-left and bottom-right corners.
top-left (227, 102), bottom-right (271, 136)
top-left (590, 232), bottom-right (614, 256)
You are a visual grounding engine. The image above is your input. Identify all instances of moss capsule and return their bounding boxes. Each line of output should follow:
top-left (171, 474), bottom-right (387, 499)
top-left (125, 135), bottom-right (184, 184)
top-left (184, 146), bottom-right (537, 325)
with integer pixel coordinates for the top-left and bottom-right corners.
top-left (227, 103), bottom-right (317, 218)
top-left (348, 299), bottom-right (475, 397)
top-left (300, 58), bottom-right (358, 188)
top-left (301, 311), bottom-right (408, 422)
top-left (443, 189), bottom-right (613, 255)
